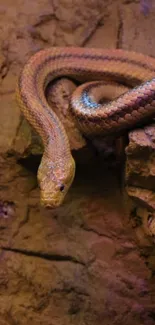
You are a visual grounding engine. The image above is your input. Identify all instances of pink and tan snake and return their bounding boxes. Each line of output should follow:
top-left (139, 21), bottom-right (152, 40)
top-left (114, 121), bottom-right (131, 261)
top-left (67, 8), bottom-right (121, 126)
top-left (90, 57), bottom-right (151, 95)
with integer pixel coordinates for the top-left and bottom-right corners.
top-left (16, 47), bottom-right (155, 208)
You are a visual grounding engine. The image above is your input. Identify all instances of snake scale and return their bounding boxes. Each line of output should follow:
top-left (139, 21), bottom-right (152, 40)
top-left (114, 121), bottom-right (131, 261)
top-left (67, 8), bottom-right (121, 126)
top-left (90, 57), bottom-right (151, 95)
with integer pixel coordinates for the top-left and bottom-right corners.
top-left (17, 47), bottom-right (155, 208)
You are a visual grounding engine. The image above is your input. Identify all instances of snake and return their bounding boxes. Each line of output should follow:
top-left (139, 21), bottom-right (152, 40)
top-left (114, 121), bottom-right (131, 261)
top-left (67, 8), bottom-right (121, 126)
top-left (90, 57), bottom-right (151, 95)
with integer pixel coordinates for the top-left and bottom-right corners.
top-left (16, 47), bottom-right (155, 208)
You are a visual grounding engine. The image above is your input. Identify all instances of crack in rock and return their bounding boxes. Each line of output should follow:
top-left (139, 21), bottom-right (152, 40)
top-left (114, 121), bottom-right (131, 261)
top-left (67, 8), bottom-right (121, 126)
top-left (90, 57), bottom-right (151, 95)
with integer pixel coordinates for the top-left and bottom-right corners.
top-left (1, 246), bottom-right (86, 265)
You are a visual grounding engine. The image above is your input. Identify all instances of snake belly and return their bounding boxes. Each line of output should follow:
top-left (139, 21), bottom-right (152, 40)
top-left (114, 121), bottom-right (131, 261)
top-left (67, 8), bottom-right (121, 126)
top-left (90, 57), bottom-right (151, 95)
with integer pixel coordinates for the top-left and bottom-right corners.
top-left (16, 47), bottom-right (155, 208)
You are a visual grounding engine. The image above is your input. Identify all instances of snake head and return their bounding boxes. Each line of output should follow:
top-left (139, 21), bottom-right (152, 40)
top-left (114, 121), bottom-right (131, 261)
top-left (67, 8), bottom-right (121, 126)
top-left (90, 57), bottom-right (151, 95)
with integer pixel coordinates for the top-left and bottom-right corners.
top-left (37, 155), bottom-right (75, 208)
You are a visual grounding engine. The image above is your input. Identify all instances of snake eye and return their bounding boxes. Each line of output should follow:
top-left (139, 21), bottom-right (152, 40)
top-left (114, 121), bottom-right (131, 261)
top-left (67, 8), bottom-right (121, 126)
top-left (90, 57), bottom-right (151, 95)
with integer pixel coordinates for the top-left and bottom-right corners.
top-left (59, 185), bottom-right (65, 192)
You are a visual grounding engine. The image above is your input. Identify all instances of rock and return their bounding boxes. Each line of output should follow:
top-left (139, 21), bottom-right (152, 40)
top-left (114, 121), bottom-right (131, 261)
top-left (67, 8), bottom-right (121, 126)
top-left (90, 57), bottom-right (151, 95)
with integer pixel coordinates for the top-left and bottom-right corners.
top-left (125, 124), bottom-right (155, 235)
top-left (126, 126), bottom-right (155, 191)
top-left (127, 186), bottom-right (155, 211)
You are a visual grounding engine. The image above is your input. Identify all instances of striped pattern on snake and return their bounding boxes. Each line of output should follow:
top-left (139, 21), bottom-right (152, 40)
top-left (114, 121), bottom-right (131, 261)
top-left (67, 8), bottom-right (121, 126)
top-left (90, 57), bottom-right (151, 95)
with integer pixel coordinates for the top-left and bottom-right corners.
top-left (16, 47), bottom-right (155, 208)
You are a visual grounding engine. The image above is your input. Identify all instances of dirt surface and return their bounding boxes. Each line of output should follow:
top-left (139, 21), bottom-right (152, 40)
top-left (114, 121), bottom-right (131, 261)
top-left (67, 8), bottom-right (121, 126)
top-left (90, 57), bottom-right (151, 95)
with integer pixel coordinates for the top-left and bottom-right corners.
top-left (0, 0), bottom-right (155, 324)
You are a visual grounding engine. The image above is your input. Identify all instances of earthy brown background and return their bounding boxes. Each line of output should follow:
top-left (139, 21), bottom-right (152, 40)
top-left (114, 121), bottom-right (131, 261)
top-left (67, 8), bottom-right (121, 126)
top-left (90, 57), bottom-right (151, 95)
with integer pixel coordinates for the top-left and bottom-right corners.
top-left (0, 0), bottom-right (155, 324)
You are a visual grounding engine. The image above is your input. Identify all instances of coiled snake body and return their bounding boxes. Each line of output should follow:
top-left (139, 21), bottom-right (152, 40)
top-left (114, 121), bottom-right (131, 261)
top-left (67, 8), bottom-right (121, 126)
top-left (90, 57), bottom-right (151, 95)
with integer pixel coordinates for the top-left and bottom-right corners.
top-left (17, 47), bottom-right (155, 208)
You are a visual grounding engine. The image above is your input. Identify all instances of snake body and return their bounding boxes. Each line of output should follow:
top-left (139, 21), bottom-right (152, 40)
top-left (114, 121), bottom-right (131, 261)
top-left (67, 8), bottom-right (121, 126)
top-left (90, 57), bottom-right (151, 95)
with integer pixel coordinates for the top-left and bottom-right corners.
top-left (17, 47), bottom-right (155, 208)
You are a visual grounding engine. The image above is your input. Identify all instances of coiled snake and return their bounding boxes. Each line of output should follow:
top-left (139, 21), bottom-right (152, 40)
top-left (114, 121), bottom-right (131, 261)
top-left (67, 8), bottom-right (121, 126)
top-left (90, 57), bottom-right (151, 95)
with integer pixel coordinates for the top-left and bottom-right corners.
top-left (16, 47), bottom-right (155, 208)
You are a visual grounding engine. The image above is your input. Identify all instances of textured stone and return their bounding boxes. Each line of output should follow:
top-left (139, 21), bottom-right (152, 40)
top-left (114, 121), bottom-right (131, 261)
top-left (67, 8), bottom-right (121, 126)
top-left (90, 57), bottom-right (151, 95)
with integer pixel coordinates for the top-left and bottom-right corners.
top-left (125, 124), bottom-right (155, 234)
top-left (0, 162), bottom-right (154, 324)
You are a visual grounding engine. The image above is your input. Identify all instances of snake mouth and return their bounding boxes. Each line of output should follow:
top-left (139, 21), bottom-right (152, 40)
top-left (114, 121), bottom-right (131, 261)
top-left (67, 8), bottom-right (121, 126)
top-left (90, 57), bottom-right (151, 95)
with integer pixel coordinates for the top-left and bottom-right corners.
top-left (40, 192), bottom-right (65, 209)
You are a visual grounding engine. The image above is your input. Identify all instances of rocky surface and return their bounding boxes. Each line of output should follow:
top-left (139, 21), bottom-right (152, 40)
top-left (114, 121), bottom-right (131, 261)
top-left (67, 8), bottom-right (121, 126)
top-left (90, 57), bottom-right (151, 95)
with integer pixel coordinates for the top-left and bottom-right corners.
top-left (0, 0), bottom-right (155, 324)
top-left (126, 125), bottom-right (155, 194)
top-left (125, 123), bottom-right (155, 235)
